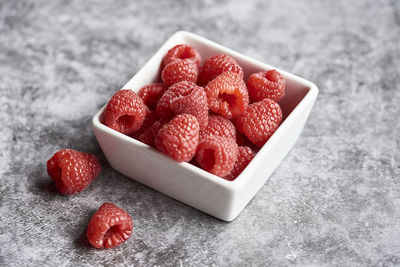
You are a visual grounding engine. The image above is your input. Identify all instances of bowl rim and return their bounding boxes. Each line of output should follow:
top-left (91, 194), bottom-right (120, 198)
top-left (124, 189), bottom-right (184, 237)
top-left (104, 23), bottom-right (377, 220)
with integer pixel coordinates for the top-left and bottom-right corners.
top-left (91, 31), bottom-right (319, 192)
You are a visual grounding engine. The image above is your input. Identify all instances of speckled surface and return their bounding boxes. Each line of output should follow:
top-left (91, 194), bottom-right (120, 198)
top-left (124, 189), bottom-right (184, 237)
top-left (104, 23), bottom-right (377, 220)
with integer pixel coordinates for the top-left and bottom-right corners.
top-left (0, 0), bottom-right (399, 266)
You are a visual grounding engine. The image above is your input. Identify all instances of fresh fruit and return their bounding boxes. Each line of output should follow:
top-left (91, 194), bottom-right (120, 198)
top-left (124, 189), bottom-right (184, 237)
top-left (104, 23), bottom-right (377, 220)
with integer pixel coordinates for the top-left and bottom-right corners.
top-left (199, 115), bottom-right (236, 140)
top-left (205, 71), bottom-right (249, 119)
top-left (47, 149), bottom-right (101, 194)
top-left (137, 118), bottom-right (167, 148)
top-left (169, 83), bottom-right (208, 130)
top-left (198, 54), bottom-right (243, 85)
top-left (138, 83), bottom-right (167, 110)
top-left (247, 69), bottom-right (285, 102)
top-left (161, 59), bottom-right (198, 87)
top-left (156, 81), bottom-right (197, 120)
top-left (156, 114), bottom-right (200, 162)
top-left (235, 98), bottom-right (282, 147)
top-left (224, 146), bottom-right (255, 181)
top-left (103, 89), bottom-right (147, 135)
top-left (162, 44), bottom-right (201, 68)
top-left (86, 203), bottom-right (133, 249)
top-left (196, 136), bottom-right (238, 177)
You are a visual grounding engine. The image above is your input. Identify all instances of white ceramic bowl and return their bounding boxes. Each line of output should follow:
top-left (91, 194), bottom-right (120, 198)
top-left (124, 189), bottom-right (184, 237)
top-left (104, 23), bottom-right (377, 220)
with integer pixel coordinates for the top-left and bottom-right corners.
top-left (91, 31), bottom-right (318, 221)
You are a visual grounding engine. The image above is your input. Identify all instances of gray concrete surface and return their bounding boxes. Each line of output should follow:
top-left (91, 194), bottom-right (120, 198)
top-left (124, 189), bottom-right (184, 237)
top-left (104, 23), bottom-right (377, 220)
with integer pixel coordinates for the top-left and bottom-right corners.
top-left (0, 0), bottom-right (399, 266)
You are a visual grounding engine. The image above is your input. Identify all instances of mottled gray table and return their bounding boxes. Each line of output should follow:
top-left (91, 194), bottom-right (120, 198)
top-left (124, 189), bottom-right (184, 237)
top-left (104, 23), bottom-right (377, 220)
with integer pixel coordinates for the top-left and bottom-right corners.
top-left (1, 0), bottom-right (399, 266)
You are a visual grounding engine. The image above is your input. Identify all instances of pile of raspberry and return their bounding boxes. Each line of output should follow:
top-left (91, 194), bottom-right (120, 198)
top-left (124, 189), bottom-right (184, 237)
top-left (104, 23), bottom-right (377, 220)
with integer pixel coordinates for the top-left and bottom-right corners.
top-left (44, 44), bottom-right (286, 250)
top-left (103, 44), bottom-right (286, 180)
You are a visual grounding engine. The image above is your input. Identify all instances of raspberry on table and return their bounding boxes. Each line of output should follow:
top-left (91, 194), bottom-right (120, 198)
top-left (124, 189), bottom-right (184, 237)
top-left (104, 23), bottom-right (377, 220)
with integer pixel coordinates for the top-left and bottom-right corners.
top-left (162, 44), bottom-right (201, 68)
top-left (156, 114), bottom-right (200, 162)
top-left (169, 83), bottom-right (209, 130)
top-left (161, 59), bottom-right (199, 87)
top-left (224, 146), bottom-right (255, 181)
top-left (235, 98), bottom-right (282, 147)
top-left (205, 71), bottom-right (249, 119)
top-left (86, 203), bottom-right (133, 249)
top-left (156, 81), bottom-right (198, 120)
top-left (247, 69), bottom-right (286, 102)
top-left (198, 54), bottom-right (244, 86)
top-left (138, 83), bottom-right (167, 110)
top-left (199, 115), bottom-right (236, 140)
top-left (196, 135), bottom-right (238, 177)
top-left (47, 149), bottom-right (101, 194)
top-left (103, 89), bottom-right (147, 135)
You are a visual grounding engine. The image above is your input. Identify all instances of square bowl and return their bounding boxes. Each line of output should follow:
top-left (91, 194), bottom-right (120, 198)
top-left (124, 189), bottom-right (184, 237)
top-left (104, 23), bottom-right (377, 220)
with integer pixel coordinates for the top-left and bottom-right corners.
top-left (91, 31), bottom-right (318, 221)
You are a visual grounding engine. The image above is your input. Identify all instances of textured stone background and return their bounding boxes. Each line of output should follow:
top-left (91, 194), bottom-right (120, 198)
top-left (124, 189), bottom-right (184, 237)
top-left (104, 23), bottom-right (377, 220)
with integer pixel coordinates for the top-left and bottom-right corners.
top-left (1, 0), bottom-right (399, 266)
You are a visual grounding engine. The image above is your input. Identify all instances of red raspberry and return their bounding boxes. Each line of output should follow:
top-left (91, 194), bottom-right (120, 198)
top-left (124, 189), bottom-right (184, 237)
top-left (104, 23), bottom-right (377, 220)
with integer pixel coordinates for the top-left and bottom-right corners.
top-left (235, 98), bottom-right (282, 147)
top-left (169, 83), bottom-right (208, 130)
top-left (156, 81), bottom-right (197, 120)
top-left (161, 59), bottom-right (198, 87)
top-left (224, 146), bottom-right (255, 181)
top-left (156, 114), bottom-right (200, 162)
top-left (162, 44), bottom-right (201, 68)
top-left (235, 131), bottom-right (255, 148)
top-left (137, 118), bottom-right (167, 148)
top-left (130, 109), bottom-right (158, 140)
top-left (47, 149), bottom-right (101, 194)
top-left (205, 71), bottom-right (249, 119)
top-left (199, 115), bottom-right (236, 140)
top-left (196, 136), bottom-right (238, 177)
top-left (198, 54), bottom-right (243, 86)
top-left (141, 109), bottom-right (159, 130)
top-left (103, 89), bottom-right (146, 135)
top-left (138, 83), bottom-right (167, 110)
top-left (86, 203), bottom-right (133, 249)
top-left (247, 69), bottom-right (286, 102)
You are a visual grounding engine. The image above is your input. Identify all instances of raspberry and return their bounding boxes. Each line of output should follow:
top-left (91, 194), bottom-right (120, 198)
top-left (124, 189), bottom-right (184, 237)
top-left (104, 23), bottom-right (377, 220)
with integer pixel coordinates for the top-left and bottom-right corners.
top-left (138, 83), bottom-right (167, 110)
top-left (169, 83), bottom-right (208, 130)
top-left (156, 114), bottom-right (200, 162)
top-left (161, 59), bottom-right (198, 87)
top-left (196, 136), bottom-right (238, 177)
top-left (198, 54), bottom-right (244, 86)
top-left (86, 203), bottom-right (133, 249)
top-left (235, 131), bottom-right (255, 148)
top-left (47, 149), bottom-right (101, 194)
top-left (205, 71), bottom-right (249, 119)
top-left (199, 115), bottom-right (236, 140)
top-left (162, 44), bottom-right (201, 68)
top-left (235, 98), bottom-right (282, 147)
top-left (224, 146), bottom-right (255, 181)
top-left (137, 118), bottom-right (167, 148)
top-left (141, 109), bottom-right (159, 130)
top-left (130, 109), bottom-right (158, 141)
top-left (247, 69), bottom-right (286, 102)
top-left (103, 89), bottom-right (147, 135)
top-left (156, 81), bottom-right (197, 120)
